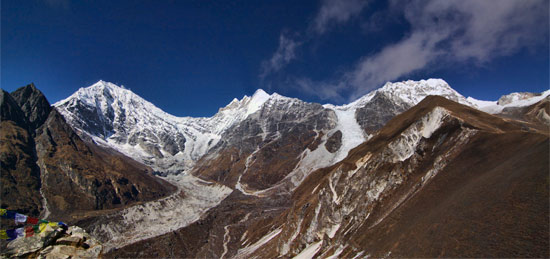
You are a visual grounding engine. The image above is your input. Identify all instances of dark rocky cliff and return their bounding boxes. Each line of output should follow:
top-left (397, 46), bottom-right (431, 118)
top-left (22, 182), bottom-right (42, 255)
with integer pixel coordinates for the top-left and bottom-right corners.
top-left (0, 84), bottom-right (175, 224)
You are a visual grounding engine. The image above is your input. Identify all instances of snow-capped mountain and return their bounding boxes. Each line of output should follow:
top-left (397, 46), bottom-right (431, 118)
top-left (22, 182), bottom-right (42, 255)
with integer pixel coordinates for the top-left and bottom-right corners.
top-left (326, 78), bottom-right (472, 135)
top-left (47, 79), bottom-right (549, 257)
top-left (54, 81), bottom-right (274, 174)
top-left (467, 90), bottom-right (550, 114)
top-left (55, 78), bottom-right (543, 178)
top-left (335, 78), bottom-right (472, 110)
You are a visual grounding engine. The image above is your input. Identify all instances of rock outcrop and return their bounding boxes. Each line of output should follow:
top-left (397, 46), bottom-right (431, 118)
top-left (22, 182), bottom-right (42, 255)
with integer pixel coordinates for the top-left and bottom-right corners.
top-left (1, 225), bottom-right (102, 258)
top-left (10, 83), bottom-right (52, 134)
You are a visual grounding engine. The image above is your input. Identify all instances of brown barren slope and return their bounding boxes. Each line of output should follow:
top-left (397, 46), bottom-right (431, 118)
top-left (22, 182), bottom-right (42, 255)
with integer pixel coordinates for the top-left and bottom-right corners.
top-left (352, 131), bottom-right (548, 257)
top-left (247, 96), bottom-right (549, 258)
top-left (35, 109), bottom-right (176, 223)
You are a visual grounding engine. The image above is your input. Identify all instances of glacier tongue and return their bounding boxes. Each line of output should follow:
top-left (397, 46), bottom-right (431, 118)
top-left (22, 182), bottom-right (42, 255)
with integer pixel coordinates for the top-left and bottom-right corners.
top-left (331, 108), bottom-right (368, 162)
top-left (89, 173), bottom-right (232, 252)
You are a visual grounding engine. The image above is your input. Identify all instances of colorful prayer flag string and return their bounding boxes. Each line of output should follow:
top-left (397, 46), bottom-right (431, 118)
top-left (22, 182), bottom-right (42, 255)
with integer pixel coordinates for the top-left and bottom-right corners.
top-left (0, 210), bottom-right (66, 241)
top-left (0, 209), bottom-right (60, 226)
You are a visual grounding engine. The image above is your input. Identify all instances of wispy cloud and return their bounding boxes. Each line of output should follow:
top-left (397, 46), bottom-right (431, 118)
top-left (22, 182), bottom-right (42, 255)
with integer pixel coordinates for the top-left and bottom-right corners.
top-left (312, 0), bottom-right (369, 34)
top-left (259, 0), bottom-right (368, 82)
top-left (259, 33), bottom-right (302, 81)
top-left (295, 77), bottom-right (347, 102)
top-left (299, 0), bottom-right (548, 101)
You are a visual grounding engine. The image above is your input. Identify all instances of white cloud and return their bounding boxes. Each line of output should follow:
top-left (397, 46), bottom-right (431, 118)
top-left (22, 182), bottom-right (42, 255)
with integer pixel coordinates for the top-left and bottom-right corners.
top-left (259, 0), bottom-right (368, 81)
top-left (300, 0), bottom-right (548, 101)
top-left (259, 33), bottom-right (301, 81)
top-left (295, 77), bottom-right (347, 102)
top-left (313, 0), bottom-right (369, 34)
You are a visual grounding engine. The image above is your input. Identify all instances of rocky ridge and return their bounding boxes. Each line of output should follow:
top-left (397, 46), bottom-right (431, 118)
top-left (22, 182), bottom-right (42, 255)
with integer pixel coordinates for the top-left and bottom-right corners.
top-left (0, 84), bottom-right (174, 223)
top-left (0, 89), bottom-right (43, 217)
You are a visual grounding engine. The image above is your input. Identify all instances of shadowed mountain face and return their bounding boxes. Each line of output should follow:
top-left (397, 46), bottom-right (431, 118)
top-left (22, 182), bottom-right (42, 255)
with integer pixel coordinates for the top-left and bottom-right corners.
top-left (106, 96), bottom-right (549, 258)
top-left (0, 84), bottom-right (175, 223)
top-left (10, 83), bottom-right (52, 134)
top-left (0, 89), bottom-right (43, 217)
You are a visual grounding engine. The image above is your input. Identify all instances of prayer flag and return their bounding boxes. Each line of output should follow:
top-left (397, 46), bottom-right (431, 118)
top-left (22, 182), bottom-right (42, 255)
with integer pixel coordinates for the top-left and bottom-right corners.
top-left (27, 217), bottom-right (39, 225)
top-left (39, 223), bottom-right (47, 233)
top-left (0, 230), bottom-right (8, 239)
top-left (15, 213), bottom-right (27, 224)
top-left (48, 222), bottom-right (58, 228)
top-left (6, 229), bottom-right (17, 240)
top-left (0, 209), bottom-right (6, 216)
top-left (25, 226), bottom-right (34, 237)
top-left (15, 227), bottom-right (24, 237)
top-left (33, 225), bottom-right (40, 234)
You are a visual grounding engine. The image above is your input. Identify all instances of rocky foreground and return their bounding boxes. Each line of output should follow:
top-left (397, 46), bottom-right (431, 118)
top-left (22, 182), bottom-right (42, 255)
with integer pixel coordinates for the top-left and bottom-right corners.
top-left (1, 225), bottom-right (102, 258)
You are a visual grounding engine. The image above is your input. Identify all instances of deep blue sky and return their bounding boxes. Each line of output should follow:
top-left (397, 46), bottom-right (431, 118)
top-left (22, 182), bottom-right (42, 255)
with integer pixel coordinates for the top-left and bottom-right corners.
top-left (2, 0), bottom-right (548, 117)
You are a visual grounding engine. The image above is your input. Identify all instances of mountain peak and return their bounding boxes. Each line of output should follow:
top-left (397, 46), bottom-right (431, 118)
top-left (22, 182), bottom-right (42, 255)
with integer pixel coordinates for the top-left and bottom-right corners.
top-left (10, 83), bottom-right (52, 131)
top-left (252, 88), bottom-right (269, 99)
top-left (88, 80), bottom-right (126, 92)
top-left (380, 78), bottom-right (451, 91)
top-left (377, 78), bottom-right (468, 106)
top-left (337, 78), bottom-right (465, 111)
top-left (0, 89), bottom-right (28, 128)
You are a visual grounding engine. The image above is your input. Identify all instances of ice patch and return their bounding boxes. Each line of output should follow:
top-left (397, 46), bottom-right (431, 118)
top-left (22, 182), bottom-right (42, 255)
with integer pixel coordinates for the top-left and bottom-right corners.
top-left (325, 245), bottom-right (345, 259)
top-left (388, 107), bottom-right (449, 162)
top-left (332, 108), bottom-right (367, 162)
top-left (351, 251), bottom-right (365, 259)
top-left (221, 225), bottom-right (231, 259)
top-left (327, 223), bottom-right (340, 239)
top-left (246, 89), bottom-right (271, 116)
top-left (305, 202), bottom-right (322, 243)
top-left (281, 216), bottom-right (304, 255)
top-left (293, 241), bottom-right (322, 259)
top-left (236, 228), bottom-right (282, 258)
